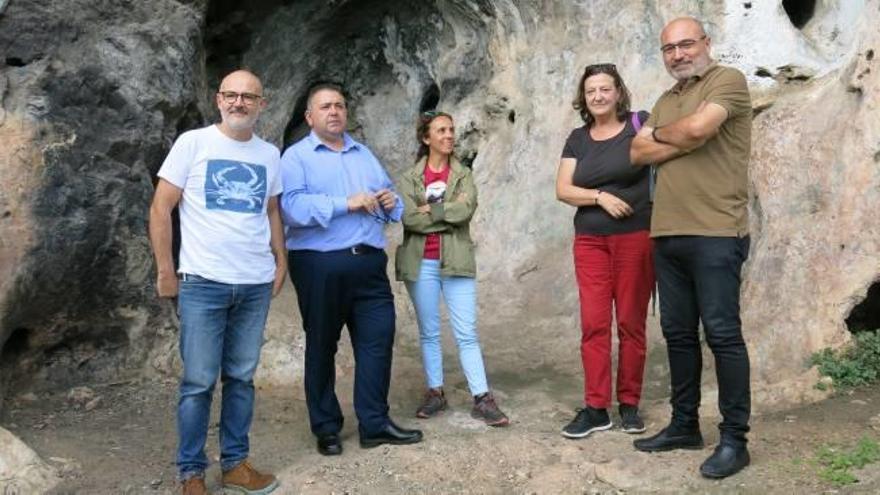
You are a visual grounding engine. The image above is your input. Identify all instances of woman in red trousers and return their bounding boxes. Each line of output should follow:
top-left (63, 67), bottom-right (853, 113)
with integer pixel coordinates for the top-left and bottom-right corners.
top-left (556, 63), bottom-right (654, 439)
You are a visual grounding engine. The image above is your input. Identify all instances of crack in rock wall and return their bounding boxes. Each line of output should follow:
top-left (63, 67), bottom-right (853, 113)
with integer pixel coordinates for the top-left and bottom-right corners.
top-left (1, 1), bottom-right (878, 440)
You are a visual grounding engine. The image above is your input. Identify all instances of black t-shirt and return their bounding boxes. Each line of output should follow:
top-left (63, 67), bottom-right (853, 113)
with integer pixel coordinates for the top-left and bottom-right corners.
top-left (560, 111), bottom-right (651, 235)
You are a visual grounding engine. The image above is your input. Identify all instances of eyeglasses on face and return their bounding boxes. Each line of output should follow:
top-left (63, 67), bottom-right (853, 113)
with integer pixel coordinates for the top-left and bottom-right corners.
top-left (218, 91), bottom-right (263, 105)
top-left (660, 35), bottom-right (707, 55)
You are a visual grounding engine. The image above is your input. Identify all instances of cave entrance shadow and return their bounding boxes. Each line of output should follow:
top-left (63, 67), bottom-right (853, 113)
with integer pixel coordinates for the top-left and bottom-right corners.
top-left (846, 281), bottom-right (880, 334)
top-left (782, 0), bottom-right (817, 29)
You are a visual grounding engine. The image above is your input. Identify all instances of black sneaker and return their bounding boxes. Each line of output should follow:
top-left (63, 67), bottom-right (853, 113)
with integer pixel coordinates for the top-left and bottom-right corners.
top-left (561, 407), bottom-right (612, 439)
top-left (619, 404), bottom-right (646, 434)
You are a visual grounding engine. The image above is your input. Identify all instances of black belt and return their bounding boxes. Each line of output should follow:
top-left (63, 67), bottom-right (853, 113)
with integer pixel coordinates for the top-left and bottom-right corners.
top-left (292, 244), bottom-right (382, 256)
top-left (347, 244), bottom-right (381, 255)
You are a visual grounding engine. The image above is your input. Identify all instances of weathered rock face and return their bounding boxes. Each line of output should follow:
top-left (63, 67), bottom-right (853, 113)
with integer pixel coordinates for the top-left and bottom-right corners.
top-left (0, 0), bottom-right (204, 400)
top-left (1, 0), bottom-right (878, 413)
top-left (0, 426), bottom-right (59, 493)
top-left (743, 4), bottom-right (880, 401)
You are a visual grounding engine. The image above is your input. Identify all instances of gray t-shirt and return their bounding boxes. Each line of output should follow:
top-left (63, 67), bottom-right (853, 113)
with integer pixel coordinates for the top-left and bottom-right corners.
top-left (561, 111), bottom-right (651, 235)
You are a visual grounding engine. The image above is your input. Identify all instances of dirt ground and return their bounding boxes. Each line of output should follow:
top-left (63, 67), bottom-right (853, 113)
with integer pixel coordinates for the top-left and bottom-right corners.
top-left (4, 319), bottom-right (880, 494)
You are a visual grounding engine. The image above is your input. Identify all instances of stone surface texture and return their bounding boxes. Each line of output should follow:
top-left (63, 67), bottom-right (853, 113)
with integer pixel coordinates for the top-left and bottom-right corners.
top-left (0, 426), bottom-right (58, 493)
top-left (0, 0), bottom-right (878, 420)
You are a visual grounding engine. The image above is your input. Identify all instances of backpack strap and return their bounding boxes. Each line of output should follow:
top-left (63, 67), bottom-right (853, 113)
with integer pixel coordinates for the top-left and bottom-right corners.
top-left (630, 111), bottom-right (644, 133)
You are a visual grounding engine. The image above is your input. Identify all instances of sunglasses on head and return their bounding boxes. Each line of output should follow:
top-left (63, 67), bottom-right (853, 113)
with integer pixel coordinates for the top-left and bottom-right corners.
top-left (585, 63), bottom-right (618, 74)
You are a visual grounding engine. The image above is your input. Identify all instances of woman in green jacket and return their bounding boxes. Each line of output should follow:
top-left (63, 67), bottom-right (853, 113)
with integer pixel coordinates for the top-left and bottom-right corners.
top-left (395, 111), bottom-right (509, 426)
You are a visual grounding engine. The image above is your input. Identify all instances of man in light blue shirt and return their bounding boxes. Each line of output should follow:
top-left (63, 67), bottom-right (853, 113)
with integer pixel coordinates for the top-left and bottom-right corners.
top-left (281, 82), bottom-right (422, 456)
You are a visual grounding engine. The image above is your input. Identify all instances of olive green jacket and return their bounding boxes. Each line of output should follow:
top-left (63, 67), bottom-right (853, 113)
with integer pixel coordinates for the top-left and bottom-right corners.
top-left (394, 156), bottom-right (478, 282)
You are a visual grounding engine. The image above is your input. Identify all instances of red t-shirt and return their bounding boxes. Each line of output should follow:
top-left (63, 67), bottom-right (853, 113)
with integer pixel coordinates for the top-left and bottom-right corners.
top-left (423, 164), bottom-right (450, 259)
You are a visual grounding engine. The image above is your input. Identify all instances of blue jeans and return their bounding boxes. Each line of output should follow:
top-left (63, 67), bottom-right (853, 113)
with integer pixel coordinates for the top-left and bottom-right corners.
top-left (654, 236), bottom-right (751, 445)
top-left (405, 259), bottom-right (489, 396)
top-left (176, 274), bottom-right (272, 479)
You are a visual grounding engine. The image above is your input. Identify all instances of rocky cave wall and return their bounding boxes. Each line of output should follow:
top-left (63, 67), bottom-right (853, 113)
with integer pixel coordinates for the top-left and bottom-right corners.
top-left (0, 0), bottom-right (204, 404)
top-left (1, 0), bottom-right (879, 420)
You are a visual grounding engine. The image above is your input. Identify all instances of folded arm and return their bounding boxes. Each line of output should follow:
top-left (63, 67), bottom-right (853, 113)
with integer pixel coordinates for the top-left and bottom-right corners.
top-left (632, 101), bottom-right (728, 165)
top-left (429, 171), bottom-right (477, 225)
top-left (401, 179), bottom-right (450, 234)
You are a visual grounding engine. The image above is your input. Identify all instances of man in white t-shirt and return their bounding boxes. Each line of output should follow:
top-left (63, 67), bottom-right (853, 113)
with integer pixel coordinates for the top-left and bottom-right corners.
top-left (149, 70), bottom-right (285, 495)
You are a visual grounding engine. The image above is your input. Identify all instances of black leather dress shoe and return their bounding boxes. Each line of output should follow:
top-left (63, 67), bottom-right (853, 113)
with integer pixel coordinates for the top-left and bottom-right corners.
top-left (633, 426), bottom-right (704, 452)
top-left (317, 433), bottom-right (343, 456)
top-left (360, 420), bottom-right (423, 448)
top-left (700, 443), bottom-right (750, 478)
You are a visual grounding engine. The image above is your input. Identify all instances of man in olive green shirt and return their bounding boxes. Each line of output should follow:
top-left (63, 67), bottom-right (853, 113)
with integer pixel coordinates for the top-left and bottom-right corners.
top-left (630, 17), bottom-right (752, 479)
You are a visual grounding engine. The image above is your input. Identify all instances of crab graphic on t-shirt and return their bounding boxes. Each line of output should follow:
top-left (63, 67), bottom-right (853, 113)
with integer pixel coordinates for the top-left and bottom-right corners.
top-left (204, 160), bottom-right (267, 213)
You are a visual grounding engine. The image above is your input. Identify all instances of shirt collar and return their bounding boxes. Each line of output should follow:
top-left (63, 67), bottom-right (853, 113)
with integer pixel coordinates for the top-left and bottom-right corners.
top-left (307, 130), bottom-right (361, 152)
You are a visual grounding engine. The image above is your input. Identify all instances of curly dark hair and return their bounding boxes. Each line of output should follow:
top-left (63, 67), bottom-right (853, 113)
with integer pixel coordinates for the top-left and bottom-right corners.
top-left (415, 110), bottom-right (454, 162)
top-left (572, 63), bottom-right (632, 127)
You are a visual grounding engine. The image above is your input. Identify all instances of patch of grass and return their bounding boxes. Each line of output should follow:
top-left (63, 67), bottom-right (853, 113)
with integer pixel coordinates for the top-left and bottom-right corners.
top-left (811, 329), bottom-right (880, 388)
top-left (815, 437), bottom-right (880, 486)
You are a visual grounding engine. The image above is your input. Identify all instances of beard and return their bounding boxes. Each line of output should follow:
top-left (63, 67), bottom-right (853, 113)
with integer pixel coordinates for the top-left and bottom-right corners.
top-left (666, 54), bottom-right (711, 81)
top-left (222, 109), bottom-right (259, 131)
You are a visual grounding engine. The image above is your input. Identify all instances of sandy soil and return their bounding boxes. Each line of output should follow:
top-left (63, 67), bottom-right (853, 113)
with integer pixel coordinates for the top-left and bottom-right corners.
top-left (4, 316), bottom-right (880, 494)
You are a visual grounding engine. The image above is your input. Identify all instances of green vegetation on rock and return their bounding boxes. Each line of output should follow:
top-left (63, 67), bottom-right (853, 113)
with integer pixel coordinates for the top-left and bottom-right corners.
top-left (811, 330), bottom-right (880, 389)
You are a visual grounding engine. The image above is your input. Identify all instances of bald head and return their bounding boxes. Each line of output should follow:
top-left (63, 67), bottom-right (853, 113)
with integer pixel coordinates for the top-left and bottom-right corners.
top-left (219, 70), bottom-right (263, 95)
top-left (659, 17), bottom-right (712, 81)
top-left (661, 17), bottom-right (707, 43)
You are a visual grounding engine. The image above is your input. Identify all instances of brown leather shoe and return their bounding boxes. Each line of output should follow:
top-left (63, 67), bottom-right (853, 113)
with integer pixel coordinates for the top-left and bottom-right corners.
top-left (222, 460), bottom-right (278, 494)
top-left (181, 477), bottom-right (208, 495)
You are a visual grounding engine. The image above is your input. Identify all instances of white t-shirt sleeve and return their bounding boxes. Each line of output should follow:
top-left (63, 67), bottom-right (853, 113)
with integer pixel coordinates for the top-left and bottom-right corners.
top-left (157, 131), bottom-right (196, 188)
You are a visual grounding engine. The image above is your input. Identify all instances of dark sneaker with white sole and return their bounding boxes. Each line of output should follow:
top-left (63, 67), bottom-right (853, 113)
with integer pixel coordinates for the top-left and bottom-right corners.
top-left (619, 404), bottom-right (646, 433)
top-left (561, 406), bottom-right (612, 439)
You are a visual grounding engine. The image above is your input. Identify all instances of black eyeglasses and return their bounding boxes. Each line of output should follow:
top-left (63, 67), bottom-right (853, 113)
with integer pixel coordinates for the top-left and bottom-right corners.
top-left (218, 91), bottom-right (263, 106)
top-left (660, 35), bottom-right (707, 55)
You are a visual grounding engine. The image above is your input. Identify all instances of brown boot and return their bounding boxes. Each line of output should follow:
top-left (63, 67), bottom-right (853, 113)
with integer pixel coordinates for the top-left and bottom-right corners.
top-left (415, 387), bottom-right (447, 418)
top-left (221, 460), bottom-right (278, 494)
top-left (472, 392), bottom-right (510, 427)
top-left (181, 477), bottom-right (208, 495)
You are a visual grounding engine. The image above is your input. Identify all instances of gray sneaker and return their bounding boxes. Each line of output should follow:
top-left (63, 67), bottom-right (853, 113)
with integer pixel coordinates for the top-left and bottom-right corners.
top-left (415, 388), bottom-right (447, 418)
top-left (619, 404), bottom-right (646, 433)
top-left (471, 392), bottom-right (510, 427)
